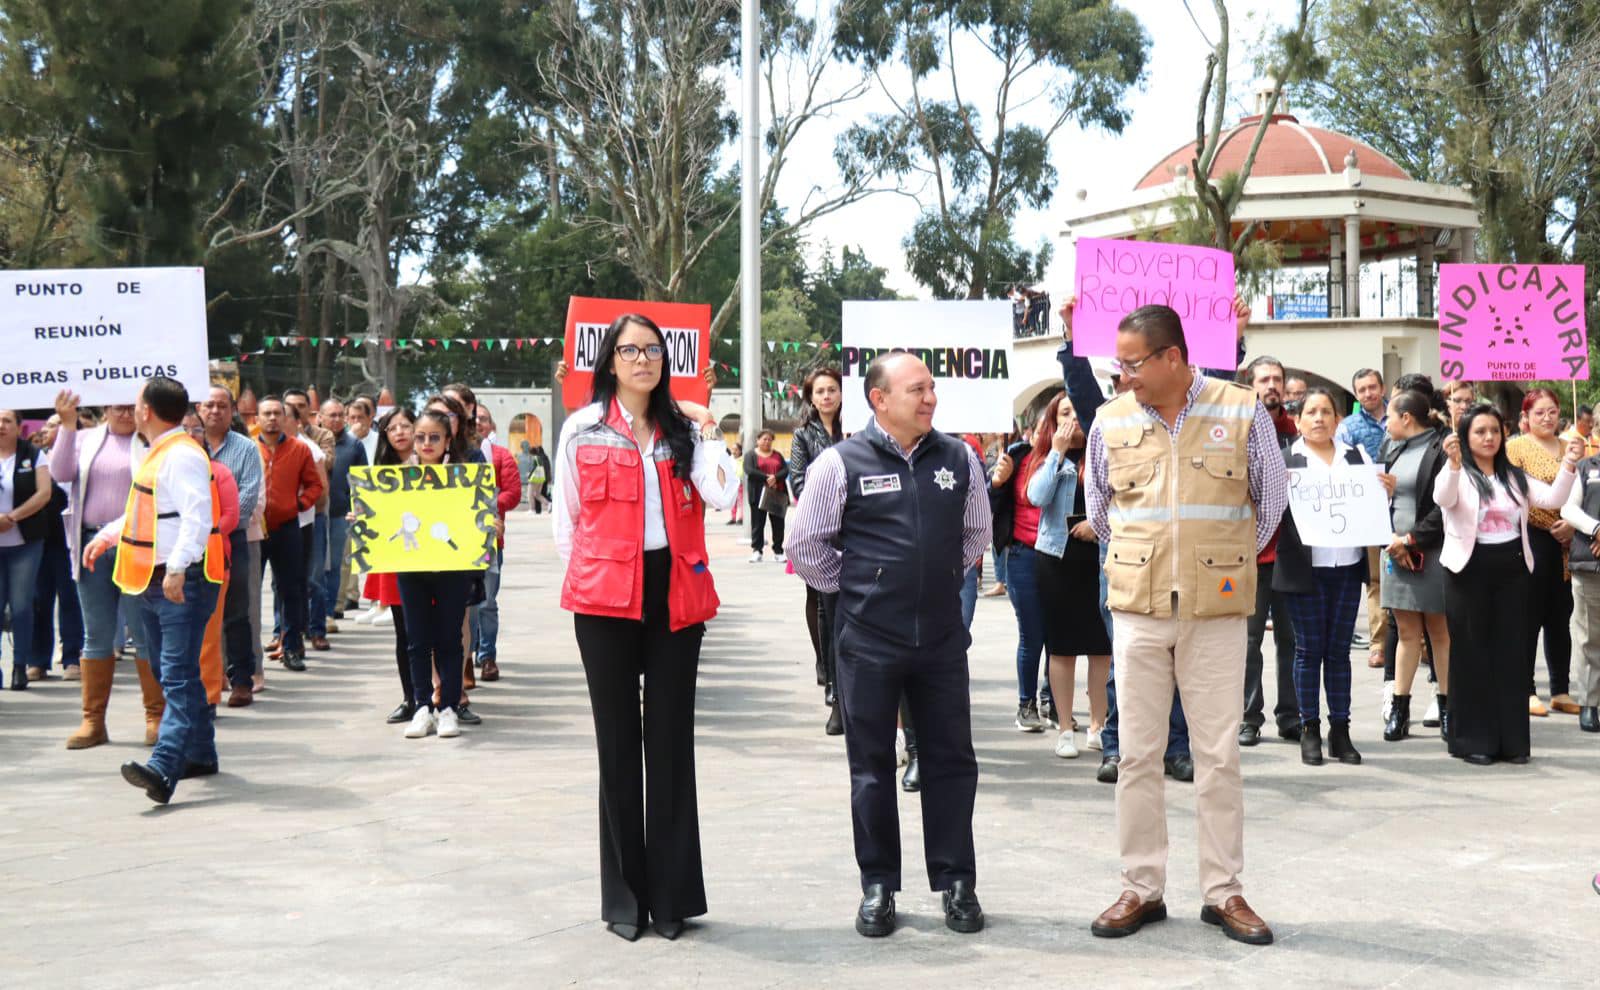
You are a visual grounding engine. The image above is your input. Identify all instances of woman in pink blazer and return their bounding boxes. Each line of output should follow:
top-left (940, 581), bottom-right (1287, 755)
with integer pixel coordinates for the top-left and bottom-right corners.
top-left (1435, 404), bottom-right (1582, 764)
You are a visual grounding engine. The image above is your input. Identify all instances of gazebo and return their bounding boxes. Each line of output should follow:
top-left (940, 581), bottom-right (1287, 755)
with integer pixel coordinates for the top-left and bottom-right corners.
top-left (1008, 92), bottom-right (1482, 412)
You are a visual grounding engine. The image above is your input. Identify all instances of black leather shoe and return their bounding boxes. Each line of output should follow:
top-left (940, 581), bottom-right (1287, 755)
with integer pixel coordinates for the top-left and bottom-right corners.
top-left (1463, 753), bottom-right (1495, 765)
top-left (281, 653), bottom-right (307, 672)
top-left (1238, 723), bottom-right (1260, 746)
top-left (1096, 756), bottom-right (1120, 784)
top-left (1163, 755), bottom-right (1194, 782)
top-left (1277, 723), bottom-right (1302, 741)
top-left (387, 702), bottom-right (416, 724)
top-left (942, 880), bottom-right (984, 933)
top-left (121, 761), bottom-right (173, 805)
top-left (181, 761), bottom-right (219, 780)
top-left (652, 919), bottom-right (685, 940)
top-left (1581, 706), bottom-right (1600, 732)
top-left (825, 701), bottom-right (843, 736)
top-left (855, 883), bottom-right (896, 937)
top-left (455, 705), bottom-right (482, 725)
top-left (606, 922), bottom-right (643, 942)
top-left (1327, 721), bottom-right (1362, 765)
top-left (1506, 754), bottom-right (1529, 765)
top-left (1300, 721), bottom-right (1324, 765)
top-left (901, 752), bottom-right (920, 792)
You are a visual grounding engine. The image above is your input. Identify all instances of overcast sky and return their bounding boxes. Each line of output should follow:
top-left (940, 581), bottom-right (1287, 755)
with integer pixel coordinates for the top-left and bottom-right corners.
top-left (763, 1), bottom-right (1300, 297)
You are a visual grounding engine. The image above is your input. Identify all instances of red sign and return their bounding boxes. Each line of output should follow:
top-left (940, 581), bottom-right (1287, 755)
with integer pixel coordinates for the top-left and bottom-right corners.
top-left (561, 296), bottom-right (713, 410)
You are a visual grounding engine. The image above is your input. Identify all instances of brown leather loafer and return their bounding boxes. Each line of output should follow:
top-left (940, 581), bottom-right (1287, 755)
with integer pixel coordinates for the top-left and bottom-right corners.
top-left (1200, 895), bottom-right (1273, 945)
top-left (1090, 891), bottom-right (1167, 938)
top-left (310, 636), bottom-right (331, 652)
top-left (1550, 694), bottom-right (1581, 715)
top-left (227, 685), bottom-right (253, 708)
top-left (480, 658), bottom-right (500, 682)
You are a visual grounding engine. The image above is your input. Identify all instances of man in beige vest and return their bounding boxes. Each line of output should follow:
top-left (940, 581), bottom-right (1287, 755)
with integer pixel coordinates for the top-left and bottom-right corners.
top-left (1083, 304), bottom-right (1287, 946)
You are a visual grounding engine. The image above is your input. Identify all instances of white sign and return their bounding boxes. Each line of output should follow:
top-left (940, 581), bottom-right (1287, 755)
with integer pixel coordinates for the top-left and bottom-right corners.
top-left (0, 267), bottom-right (210, 408)
top-left (840, 300), bottom-right (1014, 434)
top-left (1286, 462), bottom-right (1391, 548)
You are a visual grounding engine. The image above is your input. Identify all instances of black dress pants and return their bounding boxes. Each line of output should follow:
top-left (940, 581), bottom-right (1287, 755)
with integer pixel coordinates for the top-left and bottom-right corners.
top-left (1446, 541), bottom-right (1532, 760)
top-left (1243, 561), bottom-right (1298, 732)
top-left (222, 529), bottom-right (254, 687)
top-left (262, 523), bottom-right (306, 653)
top-left (1524, 528), bottom-right (1573, 697)
top-left (574, 549), bottom-right (707, 926)
top-left (836, 620), bottom-right (976, 892)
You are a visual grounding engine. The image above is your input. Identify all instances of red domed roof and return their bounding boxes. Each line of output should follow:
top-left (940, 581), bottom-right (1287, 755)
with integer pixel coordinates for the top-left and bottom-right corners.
top-left (1134, 115), bottom-right (1410, 191)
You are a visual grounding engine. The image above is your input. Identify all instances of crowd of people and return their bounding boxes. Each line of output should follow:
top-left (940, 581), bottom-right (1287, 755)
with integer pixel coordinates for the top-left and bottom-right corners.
top-left (5, 295), bottom-right (1598, 945)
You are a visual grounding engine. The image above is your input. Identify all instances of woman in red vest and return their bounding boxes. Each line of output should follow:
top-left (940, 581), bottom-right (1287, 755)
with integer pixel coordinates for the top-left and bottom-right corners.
top-left (554, 313), bottom-right (737, 942)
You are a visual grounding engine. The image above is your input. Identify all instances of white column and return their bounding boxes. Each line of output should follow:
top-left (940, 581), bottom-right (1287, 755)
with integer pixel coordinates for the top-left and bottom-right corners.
top-left (1416, 231), bottom-right (1435, 319)
top-left (739, 0), bottom-right (762, 447)
top-left (1343, 215), bottom-right (1362, 318)
top-left (1329, 227), bottom-right (1344, 317)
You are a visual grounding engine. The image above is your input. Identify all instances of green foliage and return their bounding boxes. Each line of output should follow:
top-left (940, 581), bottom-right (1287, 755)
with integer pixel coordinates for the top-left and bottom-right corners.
top-left (834, 0), bottom-right (1147, 298)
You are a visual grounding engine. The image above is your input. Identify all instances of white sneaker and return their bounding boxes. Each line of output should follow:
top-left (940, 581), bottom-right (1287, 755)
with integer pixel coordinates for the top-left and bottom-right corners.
top-left (405, 707), bottom-right (437, 738)
top-left (1423, 688), bottom-right (1442, 728)
top-left (1381, 680), bottom-right (1395, 722)
top-left (371, 608), bottom-right (393, 627)
top-left (355, 602), bottom-right (382, 625)
top-left (1086, 728), bottom-right (1103, 752)
top-left (748, 551), bottom-right (763, 563)
top-left (436, 708), bottom-right (461, 738)
top-left (774, 552), bottom-right (787, 563)
top-left (1054, 730), bottom-right (1079, 759)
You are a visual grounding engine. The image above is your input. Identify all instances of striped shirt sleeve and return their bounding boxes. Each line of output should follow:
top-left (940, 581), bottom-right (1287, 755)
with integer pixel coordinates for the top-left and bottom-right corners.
top-left (785, 448), bottom-right (847, 593)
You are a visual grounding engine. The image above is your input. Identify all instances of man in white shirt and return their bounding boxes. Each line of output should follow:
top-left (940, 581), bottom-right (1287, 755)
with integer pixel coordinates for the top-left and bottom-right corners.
top-left (85, 376), bottom-right (221, 805)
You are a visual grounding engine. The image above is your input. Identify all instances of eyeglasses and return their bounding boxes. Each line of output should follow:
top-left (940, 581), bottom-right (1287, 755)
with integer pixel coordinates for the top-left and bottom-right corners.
top-left (415, 432), bottom-right (447, 444)
top-left (1115, 346), bottom-right (1173, 376)
top-left (616, 344), bottom-right (665, 362)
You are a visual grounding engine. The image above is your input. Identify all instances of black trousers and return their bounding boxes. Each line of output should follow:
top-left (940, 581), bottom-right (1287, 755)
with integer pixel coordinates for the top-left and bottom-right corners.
top-left (1447, 541), bottom-right (1532, 759)
top-left (396, 572), bottom-right (470, 712)
top-left (390, 604), bottom-right (411, 703)
top-left (574, 549), bottom-right (707, 926)
top-left (836, 620), bottom-right (976, 892)
top-left (806, 585), bottom-right (840, 695)
top-left (222, 529), bottom-right (254, 687)
top-left (1243, 561), bottom-right (1298, 732)
top-left (262, 523), bottom-right (306, 653)
top-left (1525, 528), bottom-right (1573, 697)
top-left (748, 491), bottom-right (784, 553)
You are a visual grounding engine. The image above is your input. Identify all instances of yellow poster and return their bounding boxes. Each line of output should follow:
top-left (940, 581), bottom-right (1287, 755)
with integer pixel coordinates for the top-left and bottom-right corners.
top-left (348, 464), bottom-right (496, 573)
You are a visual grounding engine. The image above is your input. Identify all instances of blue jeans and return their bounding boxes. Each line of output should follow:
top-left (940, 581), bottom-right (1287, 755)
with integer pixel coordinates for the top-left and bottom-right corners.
top-left (1097, 542), bottom-right (1189, 759)
top-left (1004, 545), bottom-right (1051, 704)
top-left (76, 536), bottom-right (147, 659)
top-left (470, 548), bottom-right (502, 662)
top-left (307, 513), bottom-right (328, 637)
top-left (0, 540), bottom-right (45, 682)
top-left (141, 566), bottom-right (221, 785)
top-left (960, 565), bottom-right (977, 630)
top-left (30, 531), bottom-right (83, 669)
top-left (323, 516), bottom-right (349, 620)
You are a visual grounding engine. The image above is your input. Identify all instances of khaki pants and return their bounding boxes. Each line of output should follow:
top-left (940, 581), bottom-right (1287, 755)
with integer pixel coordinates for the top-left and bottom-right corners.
top-left (1112, 600), bottom-right (1246, 906)
top-left (1365, 546), bottom-right (1384, 646)
top-left (1570, 572), bottom-right (1600, 706)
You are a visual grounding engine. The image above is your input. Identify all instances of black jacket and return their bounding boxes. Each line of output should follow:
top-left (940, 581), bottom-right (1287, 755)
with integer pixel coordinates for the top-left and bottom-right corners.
top-left (787, 418), bottom-right (840, 500)
top-left (1382, 430), bottom-right (1447, 552)
top-left (744, 448), bottom-right (789, 502)
top-left (4, 440), bottom-right (48, 544)
top-left (987, 440), bottom-right (1033, 554)
top-left (1272, 444), bottom-right (1371, 594)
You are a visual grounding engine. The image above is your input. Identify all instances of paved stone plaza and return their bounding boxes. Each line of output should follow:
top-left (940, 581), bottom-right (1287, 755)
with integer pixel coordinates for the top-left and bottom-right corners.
top-left (3, 512), bottom-right (1596, 988)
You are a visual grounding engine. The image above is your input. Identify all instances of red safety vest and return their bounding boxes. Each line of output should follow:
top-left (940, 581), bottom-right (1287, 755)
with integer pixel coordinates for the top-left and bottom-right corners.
top-left (113, 431), bottom-right (226, 594)
top-left (559, 400), bottom-right (719, 631)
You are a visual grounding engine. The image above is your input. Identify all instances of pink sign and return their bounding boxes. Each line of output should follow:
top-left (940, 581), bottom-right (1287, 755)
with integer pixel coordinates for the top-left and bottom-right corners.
top-left (1438, 264), bottom-right (1588, 381)
top-left (1073, 237), bottom-right (1238, 369)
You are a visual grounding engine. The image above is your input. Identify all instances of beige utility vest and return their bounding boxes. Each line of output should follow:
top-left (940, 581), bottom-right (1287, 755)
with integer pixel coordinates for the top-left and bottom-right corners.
top-left (1101, 376), bottom-right (1258, 620)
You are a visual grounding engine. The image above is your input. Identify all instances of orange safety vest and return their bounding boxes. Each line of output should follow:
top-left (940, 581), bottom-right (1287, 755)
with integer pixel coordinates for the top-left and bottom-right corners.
top-left (112, 431), bottom-right (226, 594)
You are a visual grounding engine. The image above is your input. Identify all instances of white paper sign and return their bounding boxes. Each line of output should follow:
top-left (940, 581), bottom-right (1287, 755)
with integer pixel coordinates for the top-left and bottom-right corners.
top-left (1286, 462), bottom-right (1391, 547)
top-left (840, 300), bottom-right (1014, 434)
top-left (0, 267), bottom-right (210, 408)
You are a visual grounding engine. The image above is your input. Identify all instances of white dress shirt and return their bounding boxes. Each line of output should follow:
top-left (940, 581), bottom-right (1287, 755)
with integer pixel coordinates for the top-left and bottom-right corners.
top-left (297, 435), bottom-right (324, 527)
top-left (96, 427), bottom-right (214, 571)
top-left (553, 401), bottom-right (738, 562)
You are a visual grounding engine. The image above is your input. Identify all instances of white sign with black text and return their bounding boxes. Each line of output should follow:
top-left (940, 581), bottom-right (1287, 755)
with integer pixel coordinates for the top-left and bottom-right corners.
top-left (1286, 462), bottom-right (1392, 548)
top-left (0, 266), bottom-right (210, 408)
top-left (840, 300), bottom-right (1014, 434)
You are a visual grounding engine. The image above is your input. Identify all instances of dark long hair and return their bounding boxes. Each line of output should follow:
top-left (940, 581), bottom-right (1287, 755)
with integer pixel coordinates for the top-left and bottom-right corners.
top-left (588, 313), bottom-right (694, 479)
top-left (423, 393), bottom-right (472, 463)
top-left (374, 407), bottom-right (418, 466)
top-left (1458, 403), bottom-right (1529, 503)
top-left (798, 366), bottom-right (844, 441)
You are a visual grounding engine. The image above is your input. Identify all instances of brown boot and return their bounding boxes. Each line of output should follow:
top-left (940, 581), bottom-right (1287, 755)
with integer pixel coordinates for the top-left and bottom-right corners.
top-left (135, 658), bottom-right (165, 746)
top-left (65, 658), bottom-right (116, 749)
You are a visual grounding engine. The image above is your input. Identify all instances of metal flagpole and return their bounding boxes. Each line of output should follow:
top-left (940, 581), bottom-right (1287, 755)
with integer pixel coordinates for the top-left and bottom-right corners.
top-left (739, 0), bottom-right (762, 451)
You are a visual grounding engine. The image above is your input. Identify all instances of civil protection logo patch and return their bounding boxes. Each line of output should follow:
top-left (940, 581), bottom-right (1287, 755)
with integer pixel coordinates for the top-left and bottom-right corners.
top-left (1218, 578), bottom-right (1235, 596)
